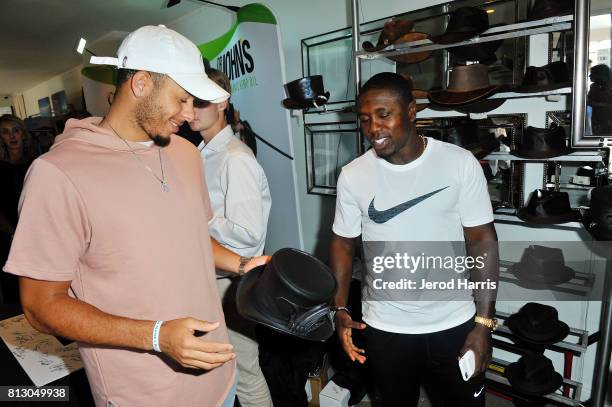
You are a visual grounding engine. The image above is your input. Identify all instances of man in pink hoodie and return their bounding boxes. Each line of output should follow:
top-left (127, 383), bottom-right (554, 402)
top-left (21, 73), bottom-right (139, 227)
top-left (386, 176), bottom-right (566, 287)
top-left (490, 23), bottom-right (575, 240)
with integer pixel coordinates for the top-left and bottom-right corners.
top-left (3, 25), bottom-right (268, 407)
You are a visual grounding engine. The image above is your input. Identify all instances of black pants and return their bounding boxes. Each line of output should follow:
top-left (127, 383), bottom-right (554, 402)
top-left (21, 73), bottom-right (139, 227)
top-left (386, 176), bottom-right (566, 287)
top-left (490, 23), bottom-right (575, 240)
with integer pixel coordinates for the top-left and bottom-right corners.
top-left (365, 317), bottom-right (485, 407)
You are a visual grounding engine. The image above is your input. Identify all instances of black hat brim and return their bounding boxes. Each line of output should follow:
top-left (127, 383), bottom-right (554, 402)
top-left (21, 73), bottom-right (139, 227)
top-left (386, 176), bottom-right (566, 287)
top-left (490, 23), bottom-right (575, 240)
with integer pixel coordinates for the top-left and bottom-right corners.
top-left (282, 92), bottom-right (331, 110)
top-left (457, 98), bottom-right (506, 114)
top-left (511, 146), bottom-right (571, 159)
top-left (515, 81), bottom-right (572, 94)
top-left (506, 313), bottom-right (571, 344)
top-left (429, 86), bottom-right (499, 106)
top-left (448, 39), bottom-right (504, 62)
top-left (508, 263), bottom-right (576, 288)
top-left (236, 265), bottom-right (335, 342)
top-left (505, 361), bottom-right (563, 396)
top-left (517, 208), bottom-right (580, 225)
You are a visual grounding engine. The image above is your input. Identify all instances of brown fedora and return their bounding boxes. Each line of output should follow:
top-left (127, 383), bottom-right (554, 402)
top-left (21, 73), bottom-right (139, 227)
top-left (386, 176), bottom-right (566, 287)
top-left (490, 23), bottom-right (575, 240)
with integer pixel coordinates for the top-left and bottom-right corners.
top-left (412, 89), bottom-right (429, 112)
top-left (388, 32), bottom-right (432, 64)
top-left (428, 64), bottom-right (499, 106)
top-left (362, 19), bottom-right (414, 52)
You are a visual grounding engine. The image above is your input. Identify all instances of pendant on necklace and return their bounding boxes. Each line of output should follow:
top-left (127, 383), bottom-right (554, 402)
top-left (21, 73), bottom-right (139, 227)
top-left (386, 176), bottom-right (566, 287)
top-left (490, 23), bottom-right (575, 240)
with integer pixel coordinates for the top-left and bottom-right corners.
top-left (161, 181), bottom-right (169, 193)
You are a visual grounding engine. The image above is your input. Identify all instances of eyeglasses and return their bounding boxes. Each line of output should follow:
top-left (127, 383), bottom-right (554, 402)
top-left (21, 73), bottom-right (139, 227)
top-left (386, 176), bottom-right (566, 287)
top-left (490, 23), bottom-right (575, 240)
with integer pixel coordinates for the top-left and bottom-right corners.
top-left (193, 98), bottom-right (212, 108)
top-left (1, 127), bottom-right (23, 136)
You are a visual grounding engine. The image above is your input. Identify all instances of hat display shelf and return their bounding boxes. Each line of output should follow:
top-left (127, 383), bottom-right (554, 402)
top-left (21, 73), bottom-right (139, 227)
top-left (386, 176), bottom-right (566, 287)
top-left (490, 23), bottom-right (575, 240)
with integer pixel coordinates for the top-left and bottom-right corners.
top-left (345, 0), bottom-right (612, 405)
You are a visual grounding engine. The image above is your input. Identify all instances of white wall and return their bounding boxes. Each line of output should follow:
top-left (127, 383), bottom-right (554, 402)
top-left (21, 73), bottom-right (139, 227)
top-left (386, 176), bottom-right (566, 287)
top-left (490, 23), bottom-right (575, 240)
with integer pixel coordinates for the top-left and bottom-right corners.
top-left (18, 65), bottom-right (83, 117)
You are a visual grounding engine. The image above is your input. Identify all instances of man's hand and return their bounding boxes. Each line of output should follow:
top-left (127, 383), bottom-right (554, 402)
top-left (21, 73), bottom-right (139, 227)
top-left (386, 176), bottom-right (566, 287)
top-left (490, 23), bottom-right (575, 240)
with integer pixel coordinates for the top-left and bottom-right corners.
top-left (158, 318), bottom-right (236, 370)
top-left (336, 311), bottom-right (366, 364)
top-left (459, 324), bottom-right (491, 374)
top-left (244, 255), bottom-right (271, 273)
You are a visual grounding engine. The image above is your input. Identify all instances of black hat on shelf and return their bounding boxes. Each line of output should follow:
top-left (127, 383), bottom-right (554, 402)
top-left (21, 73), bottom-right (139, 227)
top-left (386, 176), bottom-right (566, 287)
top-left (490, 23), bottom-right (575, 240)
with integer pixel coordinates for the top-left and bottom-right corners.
top-left (518, 189), bottom-right (580, 225)
top-left (584, 185), bottom-right (612, 241)
top-left (527, 0), bottom-right (574, 21)
top-left (506, 302), bottom-right (570, 344)
top-left (431, 7), bottom-right (490, 45)
top-left (282, 75), bottom-right (330, 110)
top-left (236, 248), bottom-right (337, 342)
top-left (516, 61), bottom-right (571, 94)
top-left (508, 245), bottom-right (576, 289)
top-left (511, 126), bottom-right (570, 159)
top-left (505, 353), bottom-right (563, 396)
top-left (442, 119), bottom-right (500, 159)
top-left (448, 23), bottom-right (505, 63)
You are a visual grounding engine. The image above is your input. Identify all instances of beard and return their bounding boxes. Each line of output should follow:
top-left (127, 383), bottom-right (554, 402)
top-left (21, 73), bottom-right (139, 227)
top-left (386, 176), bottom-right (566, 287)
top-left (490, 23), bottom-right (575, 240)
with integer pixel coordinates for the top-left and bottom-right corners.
top-left (134, 92), bottom-right (172, 147)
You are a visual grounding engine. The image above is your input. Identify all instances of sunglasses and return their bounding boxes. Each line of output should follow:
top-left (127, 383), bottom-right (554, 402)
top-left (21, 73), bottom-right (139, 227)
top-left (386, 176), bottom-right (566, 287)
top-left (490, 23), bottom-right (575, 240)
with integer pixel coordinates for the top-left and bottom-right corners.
top-left (1, 127), bottom-right (23, 136)
top-left (193, 98), bottom-right (212, 108)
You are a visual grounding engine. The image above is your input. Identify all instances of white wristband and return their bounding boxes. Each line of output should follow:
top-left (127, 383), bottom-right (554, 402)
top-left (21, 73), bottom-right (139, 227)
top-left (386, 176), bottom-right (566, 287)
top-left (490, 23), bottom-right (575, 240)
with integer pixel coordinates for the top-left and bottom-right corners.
top-left (152, 320), bottom-right (163, 353)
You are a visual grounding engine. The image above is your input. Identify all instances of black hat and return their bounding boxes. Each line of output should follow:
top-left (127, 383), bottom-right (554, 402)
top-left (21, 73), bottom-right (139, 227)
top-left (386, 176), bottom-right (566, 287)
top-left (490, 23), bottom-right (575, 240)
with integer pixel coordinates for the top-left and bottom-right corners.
top-left (518, 189), bottom-right (579, 225)
top-left (443, 119), bottom-right (499, 159)
top-left (448, 24), bottom-right (505, 63)
top-left (282, 76), bottom-right (330, 110)
top-left (527, 0), bottom-right (573, 21)
top-left (509, 245), bottom-right (575, 288)
top-left (236, 248), bottom-right (337, 341)
top-left (512, 126), bottom-right (570, 159)
top-left (516, 61), bottom-right (571, 94)
top-left (506, 353), bottom-right (563, 396)
top-left (431, 7), bottom-right (489, 45)
top-left (506, 302), bottom-right (570, 344)
top-left (584, 186), bottom-right (612, 240)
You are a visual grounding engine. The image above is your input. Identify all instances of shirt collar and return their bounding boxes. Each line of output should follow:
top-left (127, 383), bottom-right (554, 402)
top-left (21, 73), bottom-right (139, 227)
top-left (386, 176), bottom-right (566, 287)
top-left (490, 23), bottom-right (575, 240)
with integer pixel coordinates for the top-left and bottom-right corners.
top-left (202, 125), bottom-right (234, 153)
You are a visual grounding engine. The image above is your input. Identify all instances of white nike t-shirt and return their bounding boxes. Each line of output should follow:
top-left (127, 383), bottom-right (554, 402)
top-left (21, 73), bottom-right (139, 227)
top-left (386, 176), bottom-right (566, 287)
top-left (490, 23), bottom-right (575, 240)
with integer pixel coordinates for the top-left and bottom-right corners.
top-left (332, 137), bottom-right (494, 333)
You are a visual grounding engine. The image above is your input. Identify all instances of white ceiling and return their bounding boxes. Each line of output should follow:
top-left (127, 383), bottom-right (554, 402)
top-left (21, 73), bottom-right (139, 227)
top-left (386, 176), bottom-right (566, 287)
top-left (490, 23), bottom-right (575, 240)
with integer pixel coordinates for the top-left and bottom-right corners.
top-left (0, 0), bottom-right (203, 95)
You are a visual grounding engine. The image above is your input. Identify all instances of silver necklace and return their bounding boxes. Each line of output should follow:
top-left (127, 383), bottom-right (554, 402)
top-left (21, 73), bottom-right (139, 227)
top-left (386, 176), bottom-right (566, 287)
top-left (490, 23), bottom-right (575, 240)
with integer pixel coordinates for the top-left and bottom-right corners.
top-left (107, 123), bottom-right (169, 192)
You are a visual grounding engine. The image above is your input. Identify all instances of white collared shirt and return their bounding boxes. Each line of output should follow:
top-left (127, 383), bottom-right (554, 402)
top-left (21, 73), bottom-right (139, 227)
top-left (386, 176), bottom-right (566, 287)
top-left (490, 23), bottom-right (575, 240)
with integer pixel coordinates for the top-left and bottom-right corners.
top-left (199, 125), bottom-right (271, 258)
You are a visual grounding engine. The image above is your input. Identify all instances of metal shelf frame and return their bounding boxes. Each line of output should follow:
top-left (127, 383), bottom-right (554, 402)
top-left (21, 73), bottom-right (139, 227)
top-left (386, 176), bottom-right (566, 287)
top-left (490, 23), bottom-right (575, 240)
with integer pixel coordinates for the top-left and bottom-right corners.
top-left (357, 15), bottom-right (573, 60)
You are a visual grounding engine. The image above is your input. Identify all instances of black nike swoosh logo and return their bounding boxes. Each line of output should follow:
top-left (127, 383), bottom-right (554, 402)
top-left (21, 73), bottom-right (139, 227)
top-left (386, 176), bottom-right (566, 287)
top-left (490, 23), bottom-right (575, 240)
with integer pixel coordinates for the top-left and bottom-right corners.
top-left (368, 186), bottom-right (449, 224)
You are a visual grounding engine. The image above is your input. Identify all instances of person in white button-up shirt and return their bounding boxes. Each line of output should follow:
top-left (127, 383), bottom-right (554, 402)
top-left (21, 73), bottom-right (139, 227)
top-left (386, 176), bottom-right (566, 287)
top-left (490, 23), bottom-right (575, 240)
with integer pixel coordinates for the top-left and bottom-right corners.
top-left (189, 69), bottom-right (272, 407)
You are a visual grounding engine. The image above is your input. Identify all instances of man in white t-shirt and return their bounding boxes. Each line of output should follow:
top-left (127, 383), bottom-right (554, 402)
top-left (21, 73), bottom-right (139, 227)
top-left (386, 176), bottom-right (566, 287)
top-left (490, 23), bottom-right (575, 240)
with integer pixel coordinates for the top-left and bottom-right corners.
top-left (330, 72), bottom-right (499, 406)
top-left (189, 69), bottom-right (273, 407)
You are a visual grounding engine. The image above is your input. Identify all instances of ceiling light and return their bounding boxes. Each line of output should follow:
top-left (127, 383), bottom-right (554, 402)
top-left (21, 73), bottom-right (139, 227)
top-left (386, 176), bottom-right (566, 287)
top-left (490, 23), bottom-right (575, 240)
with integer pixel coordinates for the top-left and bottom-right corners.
top-left (76, 38), bottom-right (87, 54)
top-left (486, 9), bottom-right (495, 14)
top-left (74, 37), bottom-right (97, 57)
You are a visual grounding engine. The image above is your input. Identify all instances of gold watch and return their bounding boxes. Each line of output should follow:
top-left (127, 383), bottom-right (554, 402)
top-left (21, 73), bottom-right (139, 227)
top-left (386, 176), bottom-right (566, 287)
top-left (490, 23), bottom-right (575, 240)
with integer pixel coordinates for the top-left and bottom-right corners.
top-left (474, 316), bottom-right (498, 332)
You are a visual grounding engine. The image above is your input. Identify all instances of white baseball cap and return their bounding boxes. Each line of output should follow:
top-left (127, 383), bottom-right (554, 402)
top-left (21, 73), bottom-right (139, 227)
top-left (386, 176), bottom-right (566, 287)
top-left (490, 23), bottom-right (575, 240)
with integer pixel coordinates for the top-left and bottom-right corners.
top-left (90, 25), bottom-right (229, 103)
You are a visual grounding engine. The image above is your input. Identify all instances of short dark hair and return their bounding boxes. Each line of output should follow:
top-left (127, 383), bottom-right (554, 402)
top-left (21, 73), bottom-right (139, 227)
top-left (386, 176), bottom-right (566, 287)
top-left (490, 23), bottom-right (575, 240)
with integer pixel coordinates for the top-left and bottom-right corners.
top-left (358, 72), bottom-right (414, 106)
top-left (115, 69), bottom-right (166, 92)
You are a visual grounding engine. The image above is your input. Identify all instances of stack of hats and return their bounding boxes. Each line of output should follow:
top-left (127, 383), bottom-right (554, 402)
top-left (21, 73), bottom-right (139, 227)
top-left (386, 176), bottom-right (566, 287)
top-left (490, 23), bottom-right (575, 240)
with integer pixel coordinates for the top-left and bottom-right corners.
top-left (236, 248), bottom-right (337, 341)
top-left (505, 303), bottom-right (567, 396)
top-left (516, 61), bottom-right (572, 94)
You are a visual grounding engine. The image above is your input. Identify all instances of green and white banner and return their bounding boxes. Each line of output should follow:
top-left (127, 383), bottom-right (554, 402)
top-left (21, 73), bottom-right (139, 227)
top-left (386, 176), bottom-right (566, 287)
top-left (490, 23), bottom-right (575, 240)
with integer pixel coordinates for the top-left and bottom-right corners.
top-left (199, 4), bottom-right (304, 252)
